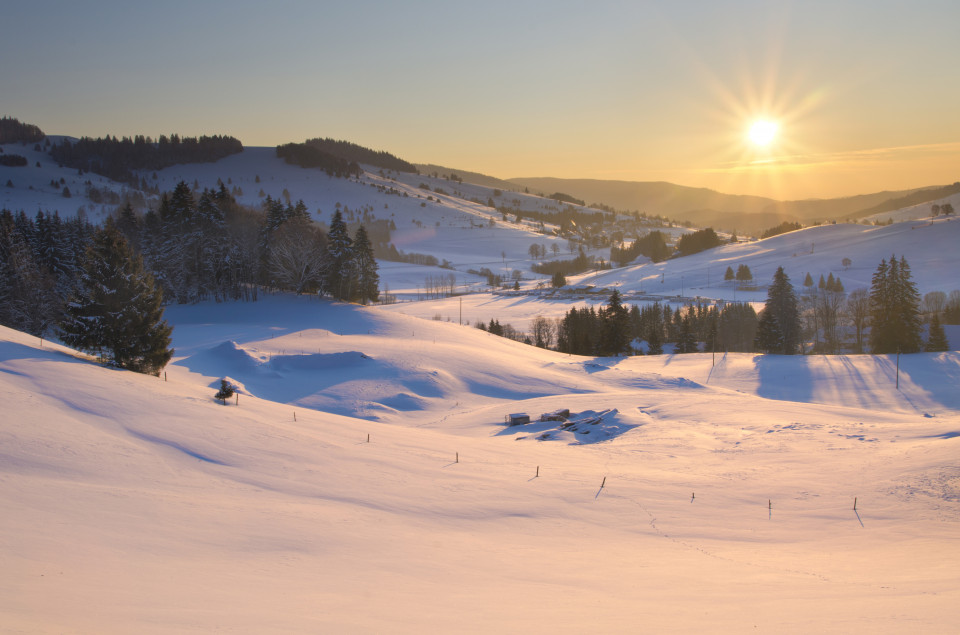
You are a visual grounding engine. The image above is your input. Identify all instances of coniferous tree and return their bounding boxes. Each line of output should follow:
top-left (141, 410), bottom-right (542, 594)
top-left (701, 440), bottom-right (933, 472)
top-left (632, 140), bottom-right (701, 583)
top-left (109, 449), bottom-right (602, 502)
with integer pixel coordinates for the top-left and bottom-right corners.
top-left (892, 256), bottom-right (922, 353)
top-left (717, 302), bottom-right (758, 352)
top-left (925, 313), bottom-right (949, 352)
top-left (61, 222), bottom-right (173, 375)
top-left (322, 210), bottom-right (355, 300)
top-left (675, 312), bottom-right (698, 353)
top-left (755, 266), bottom-right (801, 354)
top-left (646, 311), bottom-right (664, 355)
top-left (755, 307), bottom-right (783, 353)
top-left (353, 225), bottom-right (379, 304)
top-left (598, 290), bottom-right (630, 356)
top-left (215, 379), bottom-right (235, 404)
top-left (868, 255), bottom-right (922, 353)
top-left (724, 266), bottom-right (735, 281)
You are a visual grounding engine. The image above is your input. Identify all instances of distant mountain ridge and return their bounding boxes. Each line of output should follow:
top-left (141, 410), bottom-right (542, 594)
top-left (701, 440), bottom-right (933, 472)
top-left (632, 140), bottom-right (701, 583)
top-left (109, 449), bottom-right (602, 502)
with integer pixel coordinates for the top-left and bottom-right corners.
top-left (4, 114), bottom-right (954, 236)
top-left (507, 177), bottom-right (941, 234)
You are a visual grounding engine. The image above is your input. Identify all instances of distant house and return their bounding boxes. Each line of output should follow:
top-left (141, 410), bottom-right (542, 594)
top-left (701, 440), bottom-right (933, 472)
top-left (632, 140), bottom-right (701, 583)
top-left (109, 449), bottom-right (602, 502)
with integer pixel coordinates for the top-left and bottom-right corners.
top-left (506, 413), bottom-right (530, 426)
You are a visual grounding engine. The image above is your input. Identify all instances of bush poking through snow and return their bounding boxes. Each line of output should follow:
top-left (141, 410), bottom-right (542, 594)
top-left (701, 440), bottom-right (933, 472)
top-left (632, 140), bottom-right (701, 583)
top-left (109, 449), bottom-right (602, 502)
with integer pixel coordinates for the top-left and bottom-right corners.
top-left (215, 379), bottom-right (235, 404)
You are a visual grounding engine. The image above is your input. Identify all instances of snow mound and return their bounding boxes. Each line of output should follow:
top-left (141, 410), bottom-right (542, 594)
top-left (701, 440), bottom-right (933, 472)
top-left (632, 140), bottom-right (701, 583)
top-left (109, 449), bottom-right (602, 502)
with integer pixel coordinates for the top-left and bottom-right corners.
top-left (178, 340), bottom-right (461, 420)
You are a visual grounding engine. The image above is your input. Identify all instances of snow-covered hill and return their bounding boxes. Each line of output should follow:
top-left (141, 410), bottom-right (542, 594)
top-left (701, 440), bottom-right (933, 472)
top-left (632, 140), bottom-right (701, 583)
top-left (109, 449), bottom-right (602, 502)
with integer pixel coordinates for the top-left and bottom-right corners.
top-left (4, 139), bottom-right (958, 309)
top-left (3, 297), bottom-right (959, 632)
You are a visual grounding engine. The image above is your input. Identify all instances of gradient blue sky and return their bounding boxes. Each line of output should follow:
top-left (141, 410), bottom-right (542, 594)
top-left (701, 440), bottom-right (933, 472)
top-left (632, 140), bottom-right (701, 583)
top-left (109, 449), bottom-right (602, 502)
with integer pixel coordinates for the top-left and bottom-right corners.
top-left (3, 0), bottom-right (958, 199)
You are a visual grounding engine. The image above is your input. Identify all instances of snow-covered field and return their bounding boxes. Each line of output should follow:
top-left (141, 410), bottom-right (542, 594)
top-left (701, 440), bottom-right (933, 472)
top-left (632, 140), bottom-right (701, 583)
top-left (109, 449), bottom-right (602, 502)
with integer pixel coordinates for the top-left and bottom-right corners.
top-left (4, 138), bottom-right (960, 632)
top-left (3, 294), bottom-right (958, 633)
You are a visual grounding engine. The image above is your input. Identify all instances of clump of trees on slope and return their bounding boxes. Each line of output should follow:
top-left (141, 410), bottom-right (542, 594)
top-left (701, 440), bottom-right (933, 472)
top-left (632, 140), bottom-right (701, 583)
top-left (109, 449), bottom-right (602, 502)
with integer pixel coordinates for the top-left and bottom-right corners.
top-left (49, 134), bottom-right (243, 186)
top-left (1, 182), bottom-right (381, 374)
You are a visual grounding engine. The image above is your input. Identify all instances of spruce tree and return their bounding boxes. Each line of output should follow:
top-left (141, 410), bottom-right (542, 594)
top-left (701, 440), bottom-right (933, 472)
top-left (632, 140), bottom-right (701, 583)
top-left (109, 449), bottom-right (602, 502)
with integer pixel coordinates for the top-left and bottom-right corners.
top-left (892, 256), bottom-right (923, 353)
top-left (598, 290), bottom-right (630, 356)
top-left (755, 307), bottom-right (782, 353)
top-left (756, 266), bottom-right (801, 354)
top-left (61, 222), bottom-right (173, 375)
top-left (323, 210), bottom-right (355, 301)
top-left (869, 255), bottom-right (922, 353)
top-left (676, 312), bottom-right (698, 353)
top-left (215, 379), bottom-right (235, 404)
top-left (353, 225), bottom-right (379, 304)
top-left (646, 309), bottom-right (664, 355)
top-left (925, 313), bottom-right (949, 352)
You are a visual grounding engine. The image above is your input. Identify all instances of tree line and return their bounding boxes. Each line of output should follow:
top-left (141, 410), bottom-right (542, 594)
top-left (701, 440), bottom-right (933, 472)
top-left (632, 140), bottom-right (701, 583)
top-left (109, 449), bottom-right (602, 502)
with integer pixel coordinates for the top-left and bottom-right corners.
top-left (0, 116), bottom-right (45, 144)
top-left (1, 182), bottom-right (380, 373)
top-left (302, 138), bottom-right (418, 173)
top-left (609, 230), bottom-right (671, 266)
top-left (49, 134), bottom-right (243, 186)
top-left (275, 143), bottom-right (362, 178)
top-left (480, 256), bottom-right (953, 356)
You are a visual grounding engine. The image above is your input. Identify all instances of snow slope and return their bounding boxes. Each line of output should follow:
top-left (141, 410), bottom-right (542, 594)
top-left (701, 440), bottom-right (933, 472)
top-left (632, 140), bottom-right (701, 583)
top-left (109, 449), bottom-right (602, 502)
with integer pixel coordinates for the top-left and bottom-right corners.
top-left (377, 214), bottom-right (960, 336)
top-left (5, 139), bottom-right (957, 307)
top-left (3, 297), bottom-right (959, 633)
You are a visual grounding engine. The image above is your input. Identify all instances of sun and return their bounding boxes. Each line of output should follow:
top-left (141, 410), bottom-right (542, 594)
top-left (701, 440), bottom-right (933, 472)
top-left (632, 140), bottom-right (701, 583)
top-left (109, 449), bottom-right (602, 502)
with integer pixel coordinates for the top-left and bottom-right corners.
top-left (748, 119), bottom-right (778, 147)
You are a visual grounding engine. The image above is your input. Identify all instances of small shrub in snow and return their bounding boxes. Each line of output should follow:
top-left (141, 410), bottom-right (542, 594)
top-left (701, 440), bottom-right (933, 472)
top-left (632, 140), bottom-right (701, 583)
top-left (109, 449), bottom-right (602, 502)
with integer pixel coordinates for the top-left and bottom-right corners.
top-left (215, 379), bottom-right (235, 404)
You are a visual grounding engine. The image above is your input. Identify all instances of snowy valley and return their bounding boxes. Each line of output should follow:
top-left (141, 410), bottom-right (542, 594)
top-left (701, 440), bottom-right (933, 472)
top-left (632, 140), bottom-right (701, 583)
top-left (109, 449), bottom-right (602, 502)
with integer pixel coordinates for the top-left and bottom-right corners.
top-left (2, 136), bottom-right (960, 633)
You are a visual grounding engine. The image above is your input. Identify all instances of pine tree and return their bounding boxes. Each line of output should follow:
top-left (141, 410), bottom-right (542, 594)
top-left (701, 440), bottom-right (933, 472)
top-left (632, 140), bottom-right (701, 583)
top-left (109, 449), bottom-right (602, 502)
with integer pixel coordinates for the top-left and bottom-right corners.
top-left (646, 315), bottom-right (664, 355)
top-left (724, 266), bottom-right (734, 281)
top-left (322, 210), bottom-right (355, 301)
top-left (675, 312), bottom-right (698, 353)
top-left (215, 379), bottom-right (235, 404)
top-left (925, 313), bottom-right (949, 352)
top-left (756, 266), bottom-right (801, 354)
top-left (61, 222), bottom-right (173, 375)
top-left (353, 225), bottom-right (379, 304)
top-left (598, 290), bottom-right (630, 356)
top-left (755, 307), bottom-right (782, 353)
top-left (869, 255), bottom-right (922, 353)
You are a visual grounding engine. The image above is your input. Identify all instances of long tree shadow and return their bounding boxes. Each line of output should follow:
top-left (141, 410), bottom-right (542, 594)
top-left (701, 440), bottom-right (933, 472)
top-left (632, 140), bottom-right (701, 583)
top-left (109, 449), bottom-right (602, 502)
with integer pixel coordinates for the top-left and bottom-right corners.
top-left (754, 354), bottom-right (814, 404)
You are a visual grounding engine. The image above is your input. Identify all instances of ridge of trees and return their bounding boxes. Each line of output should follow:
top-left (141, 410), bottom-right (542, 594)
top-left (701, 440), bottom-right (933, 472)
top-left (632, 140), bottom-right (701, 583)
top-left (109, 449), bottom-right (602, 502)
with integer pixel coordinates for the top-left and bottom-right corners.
top-left (49, 134), bottom-right (243, 186)
top-left (275, 143), bottom-right (361, 177)
top-left (610, 230), bottom-right (671, 266)
top-left (304, 138), bottom-right (417, 173)
top-left (760, 221), bottom-right (803, 239)
top-left (0, 155), bottom-right (28, 167)
top-left (674, 227), bottom-right (721, 257)
top-left (548, 192), bottom-right (586, 206)
top-left (531, 247), bottom-right (608, 277)
top-left (0, 116), bottom-right (45, 144)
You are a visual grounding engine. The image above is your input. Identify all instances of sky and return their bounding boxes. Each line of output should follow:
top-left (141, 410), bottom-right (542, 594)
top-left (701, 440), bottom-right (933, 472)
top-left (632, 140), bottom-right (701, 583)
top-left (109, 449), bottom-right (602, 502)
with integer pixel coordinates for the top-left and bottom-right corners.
top-left (3, 0), bottom-right (958, 200)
